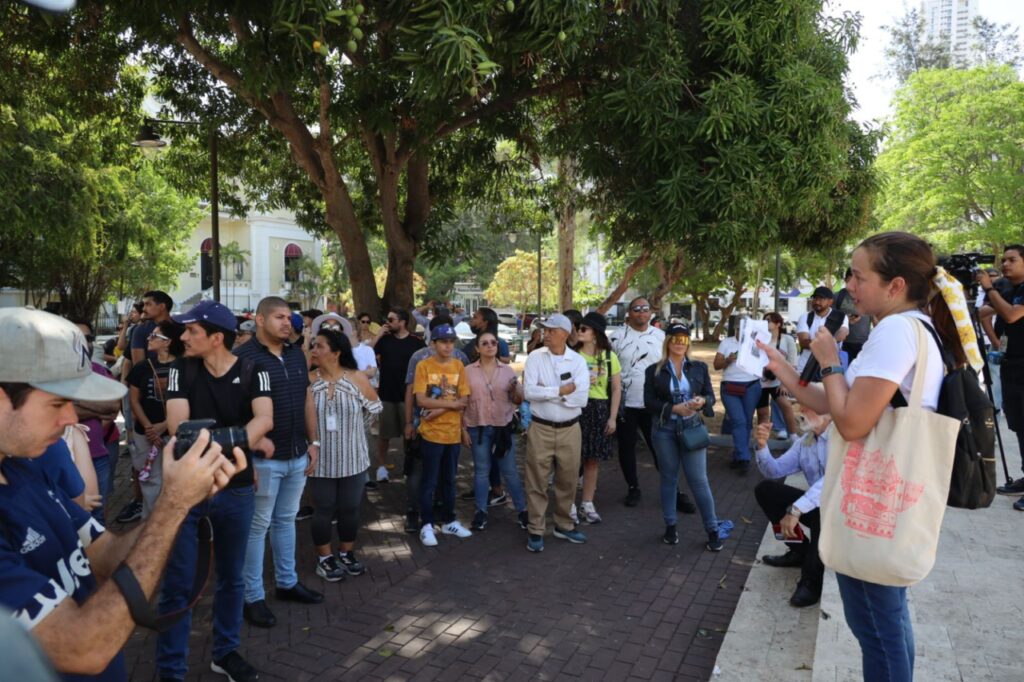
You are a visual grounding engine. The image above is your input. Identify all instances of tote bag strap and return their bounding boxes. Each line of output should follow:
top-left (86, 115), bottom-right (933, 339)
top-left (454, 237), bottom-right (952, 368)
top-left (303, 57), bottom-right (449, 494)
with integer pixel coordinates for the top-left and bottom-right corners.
top-left (905, 318), bottom-right (932, 411)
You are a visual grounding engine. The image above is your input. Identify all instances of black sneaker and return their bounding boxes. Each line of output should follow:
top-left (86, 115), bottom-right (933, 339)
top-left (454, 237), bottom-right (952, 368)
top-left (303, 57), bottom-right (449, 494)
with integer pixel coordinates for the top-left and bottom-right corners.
top-left (997, 477), bottom-right (1024, 496)
top-left (518, 510), bottom-right (529, 530)
top-left (114, 500), bottom-right (143, 524)
top-left (316, 555), bottom-right (345, 582)
top-left (1015, 497), bottom-right (1024, 511)
top-left (471, 510), bottom-right (488, 531)
top-left (242, 599), bottom-right (276, 628)
top-left (789, 580), bottom-right (821, 608)
top-left (488, 492), bottom-right (508, 507)
top-left (211, 651), bottom-right (259, 682)
top-left (276, 581), bottom-right (324, 604)
top-left (404, 511), bottom-right (420, 534)
top-left (365, 480), bottom-right (379, 490)
top-left (295, 505), bottom-right (314, 521)
top-left (663, 524), bottom-right (679, 545)
top-left (624, 487), bottom-right (641, 507)
top-left (736, 461), bottom-right (751, 476)
top-left (706, 529), bottom-right (724, 552)
top-left (338, 551), bottom-right (366, 576)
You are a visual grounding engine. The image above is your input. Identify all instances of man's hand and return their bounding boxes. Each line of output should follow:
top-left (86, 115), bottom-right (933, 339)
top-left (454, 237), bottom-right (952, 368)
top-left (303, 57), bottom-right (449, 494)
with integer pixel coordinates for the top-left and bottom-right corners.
top-left (160, 430), bottom-right (248, 510)
top-left (558, 382), bottom-right (576, 396)
top-left (254, 436), bottom-right (275, 459)
top-left (754, 422), bottom-right (772, 450)
top-left (976, 269), bottom-right (993, 290)
top-left (780, 513), bottom-right (800, 539)
top-left (304, 445), bottom-right (319, 476)
top-left (404, 423), bottom-right (416, 440)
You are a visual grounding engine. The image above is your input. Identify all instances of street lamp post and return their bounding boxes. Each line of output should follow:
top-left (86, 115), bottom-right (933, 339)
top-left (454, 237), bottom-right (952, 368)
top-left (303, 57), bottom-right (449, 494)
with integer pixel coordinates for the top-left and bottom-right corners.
top-left (537, 230), bottom-right (542, 322)
top-left (133, 118), bottom-right (222, 303)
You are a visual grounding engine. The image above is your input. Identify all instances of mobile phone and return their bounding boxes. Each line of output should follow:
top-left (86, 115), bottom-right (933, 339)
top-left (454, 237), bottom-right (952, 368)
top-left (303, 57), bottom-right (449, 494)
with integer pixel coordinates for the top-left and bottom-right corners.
top-left (560, 372), bottom-right (572, 381)
top-left (772, 522), bottom-right (807, 544)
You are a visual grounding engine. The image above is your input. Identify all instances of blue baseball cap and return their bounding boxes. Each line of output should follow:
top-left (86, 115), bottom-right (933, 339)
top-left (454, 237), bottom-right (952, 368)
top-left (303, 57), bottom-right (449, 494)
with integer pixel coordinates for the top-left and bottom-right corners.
top-left (290, 312), bottom-right (304, 333)
top-left (172, 300), bottom-right (237, 333)
top-left (431, 324), bottom-right (458, 341)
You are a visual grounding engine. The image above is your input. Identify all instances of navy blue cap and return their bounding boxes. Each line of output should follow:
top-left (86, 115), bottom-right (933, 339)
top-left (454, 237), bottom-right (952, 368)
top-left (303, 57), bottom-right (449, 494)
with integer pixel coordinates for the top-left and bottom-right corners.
top-left (172, 300), bottom-right (237, 333)
top-left (290, 312), bottom-right (303, 333)
top-left (431, 324), bottom-right (458, 341)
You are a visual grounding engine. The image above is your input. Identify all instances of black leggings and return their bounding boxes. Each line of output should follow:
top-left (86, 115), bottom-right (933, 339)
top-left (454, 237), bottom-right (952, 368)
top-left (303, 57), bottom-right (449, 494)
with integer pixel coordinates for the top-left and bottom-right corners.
top-left (616, 407), bottom-right (657, 489)
top-left (308, 472), bottom-right (366, 546)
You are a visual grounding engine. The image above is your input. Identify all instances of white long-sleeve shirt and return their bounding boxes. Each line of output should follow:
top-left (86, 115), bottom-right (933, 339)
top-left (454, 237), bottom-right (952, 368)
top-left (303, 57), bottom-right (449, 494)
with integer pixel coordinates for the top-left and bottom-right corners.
top-left (523, 346), bottom-right (590, 422)
top-left (754, 430), bottom-right (830, 515)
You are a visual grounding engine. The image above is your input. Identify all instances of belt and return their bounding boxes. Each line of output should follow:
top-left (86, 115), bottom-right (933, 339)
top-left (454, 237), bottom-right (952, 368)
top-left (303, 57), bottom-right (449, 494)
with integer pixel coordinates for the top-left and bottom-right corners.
top-left (531, 415), bottom-right (580, 429)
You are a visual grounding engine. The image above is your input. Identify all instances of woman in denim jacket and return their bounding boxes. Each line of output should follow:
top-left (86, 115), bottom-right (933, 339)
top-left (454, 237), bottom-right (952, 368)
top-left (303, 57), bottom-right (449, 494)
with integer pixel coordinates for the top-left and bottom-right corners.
top-left (643, 322), bottom-right (722, 550)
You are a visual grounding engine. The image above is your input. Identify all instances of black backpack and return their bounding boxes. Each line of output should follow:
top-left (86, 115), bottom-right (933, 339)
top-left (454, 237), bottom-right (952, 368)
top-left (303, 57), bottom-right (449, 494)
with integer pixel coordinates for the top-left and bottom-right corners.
top-left (891, 320), bottom-right (997, 509)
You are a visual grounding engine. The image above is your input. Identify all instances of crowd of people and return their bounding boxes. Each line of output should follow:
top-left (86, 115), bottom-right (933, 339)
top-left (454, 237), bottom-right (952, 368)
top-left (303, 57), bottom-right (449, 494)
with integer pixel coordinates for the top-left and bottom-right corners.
top-left (2, 233), bottom-right (1022, 682)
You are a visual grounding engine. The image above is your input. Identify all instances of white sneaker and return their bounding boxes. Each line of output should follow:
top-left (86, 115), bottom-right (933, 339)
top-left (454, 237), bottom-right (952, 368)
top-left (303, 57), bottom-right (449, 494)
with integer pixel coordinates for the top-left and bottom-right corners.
top-left (420, 524), bottom-right (438, 546)
top-left (581, 501), bottom-right (602, 524)
top-left (570, 503), bottom-right (579, 525)
top-left (440, 520), bottom-right (472, 538)
top-left (376, 465), bottom-right (389, 482)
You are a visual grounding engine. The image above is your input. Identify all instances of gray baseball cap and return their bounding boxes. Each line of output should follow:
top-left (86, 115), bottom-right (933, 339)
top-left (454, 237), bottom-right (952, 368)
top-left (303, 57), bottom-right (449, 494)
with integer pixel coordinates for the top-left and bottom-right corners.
top-left (540, 313), bottom-right (573, 334)
top-left (0, 308), bottom-right (127, 401)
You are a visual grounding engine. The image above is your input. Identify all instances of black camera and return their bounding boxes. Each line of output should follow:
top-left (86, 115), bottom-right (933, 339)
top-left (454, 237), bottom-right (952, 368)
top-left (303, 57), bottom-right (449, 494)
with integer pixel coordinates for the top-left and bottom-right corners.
top-left (938, 252), bottom-right (996, 293)
top-left (172, 419), bottom-right (248, 461)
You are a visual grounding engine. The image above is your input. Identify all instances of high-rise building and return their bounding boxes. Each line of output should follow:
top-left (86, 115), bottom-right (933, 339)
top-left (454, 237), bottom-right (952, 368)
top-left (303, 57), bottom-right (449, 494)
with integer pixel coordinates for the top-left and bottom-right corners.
top-left (921, 0), bottom-right (980, 65)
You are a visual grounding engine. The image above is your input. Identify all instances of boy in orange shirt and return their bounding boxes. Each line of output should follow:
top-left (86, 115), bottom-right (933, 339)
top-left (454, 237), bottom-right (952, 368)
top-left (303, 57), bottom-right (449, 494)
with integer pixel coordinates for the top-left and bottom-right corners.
top-left (413, 324), bottom-right (472, 546)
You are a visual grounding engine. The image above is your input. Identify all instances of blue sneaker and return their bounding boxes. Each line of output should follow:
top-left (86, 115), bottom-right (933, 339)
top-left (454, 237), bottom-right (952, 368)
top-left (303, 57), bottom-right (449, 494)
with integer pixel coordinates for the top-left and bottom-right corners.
top-left (552, 526), bottom-right (587, 544)
top-left (1014, 497), bottom-right (1024, 511)
top-left (526, 534), bottom-right (544, 552)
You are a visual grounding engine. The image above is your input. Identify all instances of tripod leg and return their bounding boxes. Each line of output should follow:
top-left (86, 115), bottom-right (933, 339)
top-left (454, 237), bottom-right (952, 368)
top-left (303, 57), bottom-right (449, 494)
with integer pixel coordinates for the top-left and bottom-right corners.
top-left (971, 310), bottom-right (1013, 484)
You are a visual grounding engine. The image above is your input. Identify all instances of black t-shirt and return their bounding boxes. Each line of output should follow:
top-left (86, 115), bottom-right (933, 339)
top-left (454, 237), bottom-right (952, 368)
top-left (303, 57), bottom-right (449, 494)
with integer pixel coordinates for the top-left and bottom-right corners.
top-left (375, 333), bottom-right (425, 402)
top-left (1002, 282), bottom-right (1024, 360)
top-left (166, 357), bottom-right (272, 488)
top-left (127, 359), bottom-right (175, 435)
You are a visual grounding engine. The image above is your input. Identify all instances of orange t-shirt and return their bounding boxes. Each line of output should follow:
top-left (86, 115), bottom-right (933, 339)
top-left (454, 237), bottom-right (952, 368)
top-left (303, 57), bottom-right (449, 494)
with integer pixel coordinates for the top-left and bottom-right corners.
top-left (414, 356), bottom-right (470, 444)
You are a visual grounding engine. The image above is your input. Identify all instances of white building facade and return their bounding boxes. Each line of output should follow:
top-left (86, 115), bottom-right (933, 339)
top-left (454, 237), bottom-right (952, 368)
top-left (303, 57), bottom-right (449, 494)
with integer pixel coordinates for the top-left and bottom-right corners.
top-left (922, 0), bottom-right (979, 65)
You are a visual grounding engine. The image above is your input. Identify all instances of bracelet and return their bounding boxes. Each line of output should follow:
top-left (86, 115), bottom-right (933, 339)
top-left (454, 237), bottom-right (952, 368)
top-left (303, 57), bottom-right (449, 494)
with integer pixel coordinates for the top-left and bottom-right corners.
top-left (310, 440), bottom-right (321, 447)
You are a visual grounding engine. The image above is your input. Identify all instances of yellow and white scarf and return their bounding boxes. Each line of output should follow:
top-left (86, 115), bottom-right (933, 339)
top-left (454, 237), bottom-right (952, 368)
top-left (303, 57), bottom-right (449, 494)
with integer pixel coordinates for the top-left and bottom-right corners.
top-left (932, 266), bottom-right (984, 371)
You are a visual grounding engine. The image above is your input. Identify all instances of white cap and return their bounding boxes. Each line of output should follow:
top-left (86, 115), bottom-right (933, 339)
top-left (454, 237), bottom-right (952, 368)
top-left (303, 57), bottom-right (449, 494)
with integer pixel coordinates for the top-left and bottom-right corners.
top-left (0, 308), bottom-right (126, 401)
top-left (540, 313), bottom-right (573, 334)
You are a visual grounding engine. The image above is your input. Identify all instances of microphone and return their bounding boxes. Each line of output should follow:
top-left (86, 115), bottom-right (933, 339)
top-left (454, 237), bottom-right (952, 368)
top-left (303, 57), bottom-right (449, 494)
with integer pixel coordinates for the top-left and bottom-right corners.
top-left (798, 312), bottom-right (846, 386)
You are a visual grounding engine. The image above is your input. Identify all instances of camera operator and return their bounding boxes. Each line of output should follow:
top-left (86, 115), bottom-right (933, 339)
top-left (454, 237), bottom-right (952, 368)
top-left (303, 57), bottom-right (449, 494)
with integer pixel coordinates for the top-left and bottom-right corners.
top-left (160, 301), bottom-right (274, 682)
top-left (0, 308), bottom-right (246, 680)
top-left (977, 245), bottom-right (1024, 501)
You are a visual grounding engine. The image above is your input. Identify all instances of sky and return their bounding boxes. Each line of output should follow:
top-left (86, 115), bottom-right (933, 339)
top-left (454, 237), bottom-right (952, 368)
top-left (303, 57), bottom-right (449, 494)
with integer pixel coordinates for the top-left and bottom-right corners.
top-left (827, 0), bottom-right (1023, 125)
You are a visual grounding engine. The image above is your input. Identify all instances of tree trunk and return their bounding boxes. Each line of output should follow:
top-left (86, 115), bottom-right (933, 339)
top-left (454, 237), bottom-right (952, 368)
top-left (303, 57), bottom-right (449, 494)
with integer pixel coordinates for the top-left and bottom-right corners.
top-left (596, 249), bottom-right (652, 314)
top-left (556, 156), bottom-right (576, 311)
top-left (322, 185), bottom-right (379, 316)
top-left (647, 252), bottom-right (687, 310)
top-left (381, 151), bottom-right (431, 312)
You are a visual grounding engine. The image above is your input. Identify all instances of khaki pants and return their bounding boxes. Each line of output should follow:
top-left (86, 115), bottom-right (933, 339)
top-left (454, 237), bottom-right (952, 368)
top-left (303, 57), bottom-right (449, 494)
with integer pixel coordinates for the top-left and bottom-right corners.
top-left (524, 421), bottom-right (581, 535)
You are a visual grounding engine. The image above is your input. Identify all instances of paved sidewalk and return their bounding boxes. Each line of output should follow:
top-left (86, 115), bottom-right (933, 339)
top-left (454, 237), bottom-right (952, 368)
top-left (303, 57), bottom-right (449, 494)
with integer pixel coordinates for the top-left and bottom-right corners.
top-left (111, 439), bottom-right (769, 681)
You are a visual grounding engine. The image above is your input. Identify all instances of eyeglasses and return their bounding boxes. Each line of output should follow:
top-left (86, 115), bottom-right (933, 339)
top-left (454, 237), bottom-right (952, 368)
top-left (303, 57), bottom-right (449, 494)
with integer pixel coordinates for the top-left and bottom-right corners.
top-left (479, 339), bottom-right (498, 347)
top-left (630, 305), bottom-right (651, 313)
top-left (386, 316), bottom-right (399, 323)
top-left (669, 335), bottom-right (690, 344)
top-left (149, 332), bottom-right (170, 341)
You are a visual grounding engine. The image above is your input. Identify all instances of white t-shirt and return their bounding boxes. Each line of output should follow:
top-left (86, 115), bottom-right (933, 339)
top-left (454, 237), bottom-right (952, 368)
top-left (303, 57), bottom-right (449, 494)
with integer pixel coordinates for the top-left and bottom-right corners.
top-left (352, 343), bottom-right (379, 387)
top-left (716, 337), bottom-right (761, 382)
top-left (796, 308), bottom-right (849, 371)
top-left (845, 311), bottom-right (943, 412)
top-left (611, 324), bottom-right (665, 408)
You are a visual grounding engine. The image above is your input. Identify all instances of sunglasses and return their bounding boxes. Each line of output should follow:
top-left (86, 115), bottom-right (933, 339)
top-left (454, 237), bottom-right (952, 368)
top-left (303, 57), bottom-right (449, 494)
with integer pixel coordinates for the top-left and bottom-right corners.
top-left (630, 305), bottom-right (651, 313)
top-left (479, 339), bottom-right (498, 347)
top-left (669, 335), bottom-right (690, 344)
top-left (386, 316), bottom-right (399, 322)
top-left (322, 324), bottom-right (342, 331)
top-left (149, 332), bottom-right (170, 341)
top-left (359, 319), bottom-right (370, 324)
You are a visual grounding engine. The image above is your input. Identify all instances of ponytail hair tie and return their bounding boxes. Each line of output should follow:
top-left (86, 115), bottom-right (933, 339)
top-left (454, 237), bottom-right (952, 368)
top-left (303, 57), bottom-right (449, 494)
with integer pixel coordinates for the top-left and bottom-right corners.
top-left (932, 266), bottom-right (983, 370)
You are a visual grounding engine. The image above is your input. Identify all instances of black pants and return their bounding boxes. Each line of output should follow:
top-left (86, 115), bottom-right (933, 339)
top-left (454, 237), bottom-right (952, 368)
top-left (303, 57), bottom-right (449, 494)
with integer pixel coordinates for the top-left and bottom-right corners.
top-left (843, 341), bottom-right (864, 363)
top-left (1001, 361), bottom-right (1024, 473)
top-left (616, 407), bottom-right (657, 489)
top-left (754, 479), bottom-right (824, 590)
top-left (308, 473), bottom-right (366, 546)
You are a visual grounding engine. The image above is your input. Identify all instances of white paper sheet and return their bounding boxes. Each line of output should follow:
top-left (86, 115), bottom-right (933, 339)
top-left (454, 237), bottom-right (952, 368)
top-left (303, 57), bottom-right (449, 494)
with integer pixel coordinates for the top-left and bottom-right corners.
top-left (735, 318), bottom-right (771, 377)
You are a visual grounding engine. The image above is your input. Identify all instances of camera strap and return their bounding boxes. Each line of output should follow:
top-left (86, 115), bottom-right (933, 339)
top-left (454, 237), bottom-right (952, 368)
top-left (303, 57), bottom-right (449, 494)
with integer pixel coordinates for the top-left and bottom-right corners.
top-left (112, 515), bottom-right (214, 632)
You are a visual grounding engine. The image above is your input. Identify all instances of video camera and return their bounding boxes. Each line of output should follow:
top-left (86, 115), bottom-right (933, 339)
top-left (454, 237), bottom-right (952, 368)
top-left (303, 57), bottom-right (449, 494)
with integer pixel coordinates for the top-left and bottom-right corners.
top-left (937, 252), bottom-right (995, 295)
top-left (172, 419), bottom-right (248, 461)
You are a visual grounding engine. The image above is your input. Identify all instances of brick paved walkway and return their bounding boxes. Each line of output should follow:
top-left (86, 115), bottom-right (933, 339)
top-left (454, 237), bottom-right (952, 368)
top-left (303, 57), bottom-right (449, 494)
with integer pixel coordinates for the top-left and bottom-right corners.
top-left (114, 437), bottom-right (766, 681)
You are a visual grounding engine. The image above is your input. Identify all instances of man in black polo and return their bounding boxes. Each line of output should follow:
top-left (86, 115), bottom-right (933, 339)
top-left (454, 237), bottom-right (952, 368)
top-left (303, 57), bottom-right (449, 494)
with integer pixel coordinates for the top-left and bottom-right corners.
top-left (236, 297), bottom-right (323, 629)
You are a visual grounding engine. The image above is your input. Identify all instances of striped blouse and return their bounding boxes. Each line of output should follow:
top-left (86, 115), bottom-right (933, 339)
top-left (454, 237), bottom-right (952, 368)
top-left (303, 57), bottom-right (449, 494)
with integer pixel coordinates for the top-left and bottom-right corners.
top-left (310, 372), bottom-right (383, 479)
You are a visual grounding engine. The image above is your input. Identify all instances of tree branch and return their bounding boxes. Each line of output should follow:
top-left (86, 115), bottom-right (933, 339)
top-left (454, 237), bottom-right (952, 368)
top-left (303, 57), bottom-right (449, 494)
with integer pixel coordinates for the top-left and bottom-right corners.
top-left (596, 248), bottom-right (652, 314)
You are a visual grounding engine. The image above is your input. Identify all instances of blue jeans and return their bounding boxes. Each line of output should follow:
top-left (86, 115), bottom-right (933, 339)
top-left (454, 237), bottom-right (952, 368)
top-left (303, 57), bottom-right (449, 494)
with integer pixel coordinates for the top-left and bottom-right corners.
top-left (419, 440), bottom-right (459, 525)
top-left (651, 425), bottom-right (718, 532)
top-left (836, 573), bottom-right (914, 682)
top-left (243, 455), bottom-right (307, 603)
top-left (469, 426), bottom-right (526, 513)
top-left (721, 381), bottom-right (761, 462)
top-left (157, 485), bottom-right (255, 679)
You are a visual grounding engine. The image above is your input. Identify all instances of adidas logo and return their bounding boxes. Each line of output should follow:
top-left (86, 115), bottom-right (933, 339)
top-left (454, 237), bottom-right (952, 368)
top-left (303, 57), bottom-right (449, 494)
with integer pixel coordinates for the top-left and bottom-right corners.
top-left (20, 527), bottom-right (45, 554)
top-left (232, 377), bottom-right (240, 384)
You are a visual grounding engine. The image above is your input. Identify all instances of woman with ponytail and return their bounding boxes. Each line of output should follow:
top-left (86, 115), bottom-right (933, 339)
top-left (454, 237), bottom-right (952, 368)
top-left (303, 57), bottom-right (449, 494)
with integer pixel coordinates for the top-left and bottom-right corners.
top-left (757, 231), bottom-right (970, 682)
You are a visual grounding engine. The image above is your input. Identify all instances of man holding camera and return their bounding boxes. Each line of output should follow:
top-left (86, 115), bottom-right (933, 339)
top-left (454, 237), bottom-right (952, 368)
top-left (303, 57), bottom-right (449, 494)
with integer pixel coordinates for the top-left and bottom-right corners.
top-left (0, 308), bottom-right (247, 680)
top-left (161, 301), bottom-right (274, 682)
top-left (235, 297), bottom-right (324, 629)
top-left (978, 245), bottom-right (1024, 504)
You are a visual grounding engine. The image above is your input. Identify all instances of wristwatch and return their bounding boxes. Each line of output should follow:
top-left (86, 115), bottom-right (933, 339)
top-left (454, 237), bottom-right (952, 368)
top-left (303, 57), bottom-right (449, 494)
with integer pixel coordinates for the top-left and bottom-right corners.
top-left (820, 365), bottom-right (844, 378)
top-left (786, 505), bottom-right (802, 518)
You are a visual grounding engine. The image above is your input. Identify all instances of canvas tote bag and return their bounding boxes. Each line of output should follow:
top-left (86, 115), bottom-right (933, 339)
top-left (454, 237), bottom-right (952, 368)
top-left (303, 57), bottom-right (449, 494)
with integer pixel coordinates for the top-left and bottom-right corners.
top-left (818, 320), bottom-right (959, 587)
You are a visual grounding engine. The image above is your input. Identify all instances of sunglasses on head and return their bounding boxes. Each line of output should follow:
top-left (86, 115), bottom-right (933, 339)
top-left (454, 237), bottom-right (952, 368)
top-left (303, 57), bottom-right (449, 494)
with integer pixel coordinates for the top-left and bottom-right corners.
top-left (631, 304), bottom-right (651, 313)
top-left (149, 332), bottom-right (170, 341)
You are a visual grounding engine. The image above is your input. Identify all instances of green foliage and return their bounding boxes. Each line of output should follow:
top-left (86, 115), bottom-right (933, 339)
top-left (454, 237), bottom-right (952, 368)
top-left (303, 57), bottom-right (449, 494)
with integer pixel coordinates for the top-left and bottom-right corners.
top-left (875, 66), bottom-right (1024, 253)
top-left (484, 249), bottom-right (557, 313)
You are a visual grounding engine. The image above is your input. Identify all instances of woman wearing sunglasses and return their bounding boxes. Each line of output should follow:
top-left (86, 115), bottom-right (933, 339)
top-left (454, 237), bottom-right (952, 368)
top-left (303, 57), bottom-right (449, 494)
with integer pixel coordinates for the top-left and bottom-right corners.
top-left (644, 323), bottom-right (722, 549)
top-left (462, 331), bottom-right (529, 531)
top-left (572, 312), bottom-right (621, 524)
